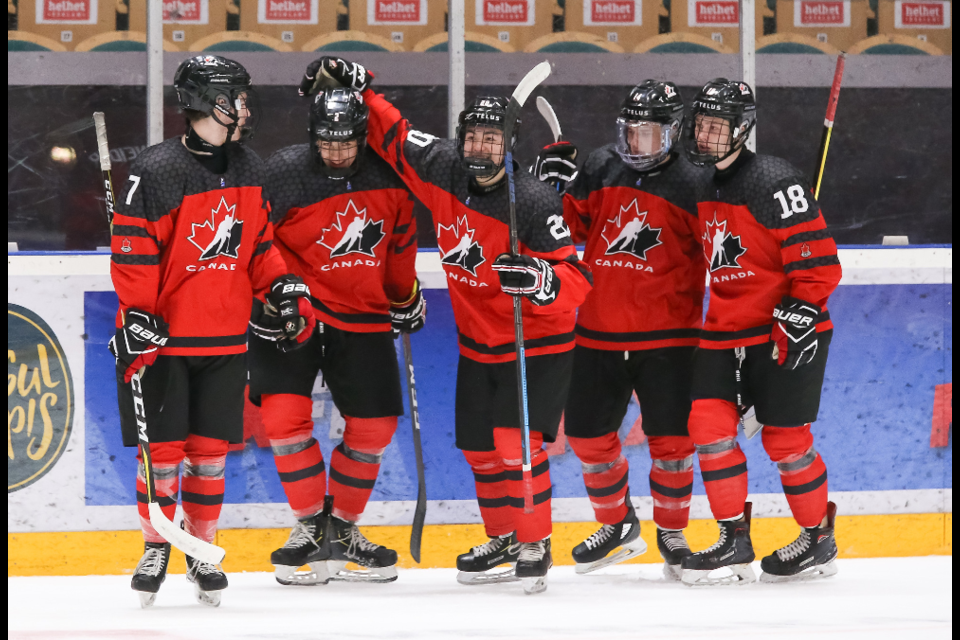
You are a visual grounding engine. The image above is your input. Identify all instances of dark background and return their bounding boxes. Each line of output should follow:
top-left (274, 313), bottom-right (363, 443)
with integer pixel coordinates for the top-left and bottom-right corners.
top-left (8, 84), bottom-right (952, 250)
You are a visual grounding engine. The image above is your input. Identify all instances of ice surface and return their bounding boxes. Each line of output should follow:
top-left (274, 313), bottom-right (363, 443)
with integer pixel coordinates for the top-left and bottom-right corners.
top-left (8, 557), bottom-right (952, 639)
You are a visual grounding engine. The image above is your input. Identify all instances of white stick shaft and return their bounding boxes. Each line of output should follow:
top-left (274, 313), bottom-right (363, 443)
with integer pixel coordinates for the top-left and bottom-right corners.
top-left (93, 112), bottom-right (111, 171)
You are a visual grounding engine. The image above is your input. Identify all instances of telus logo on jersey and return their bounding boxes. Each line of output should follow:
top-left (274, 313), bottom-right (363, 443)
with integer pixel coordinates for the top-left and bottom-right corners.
top-left (703, 215), bottom-right (754, 282)
top-left (186, 196), bottom-right (244, 271)
top-left (437, 216), bottom-right (488, 286)
top-left (317, 200), bottom-right (385, 271)
top-left (598, 199), bottom-right (662, 271)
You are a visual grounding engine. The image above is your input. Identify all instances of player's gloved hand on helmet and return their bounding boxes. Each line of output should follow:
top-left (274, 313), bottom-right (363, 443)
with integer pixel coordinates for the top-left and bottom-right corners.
top-left (299, 57), bottom-right (373, 97)
top-left (390, 279), bottom-right (427, 335)
top-left (108, 308), bottom-right (169, 383)
top-left (266, 275), bottom-right (316, 352)
top-left (492, 253), bottom-right (561, 306)
top-left (770, 295), bottom-right (821, 369)
top-left (530, 141), bottom-right (578, 193)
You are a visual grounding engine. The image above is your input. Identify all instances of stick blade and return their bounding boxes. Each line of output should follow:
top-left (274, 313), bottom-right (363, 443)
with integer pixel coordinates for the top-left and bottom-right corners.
top-left (512, 61), bottom-right (551, 108)
top-left (536, 96), bottom-right (562, 143)
top-left (148, 502), bottom-right (226, 564)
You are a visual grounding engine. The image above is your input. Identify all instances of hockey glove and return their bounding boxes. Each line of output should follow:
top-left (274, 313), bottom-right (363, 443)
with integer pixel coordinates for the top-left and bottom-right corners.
top-left (390, 279), bottom-right (427, 335)
top-left (108, 309), bottom-right (169, 383)
top-left (530, 141), bottom-right (578, 193)
top-left (492, 253), bottom-right (561, 306)
top-left (299, 57), bottom-right (373, 97)
top-left (249, 299), bottom-right (285, 342)
top-left (770, 295), bottom-right (821, 369)
top-left (266, 275), bottom-right (316, 351)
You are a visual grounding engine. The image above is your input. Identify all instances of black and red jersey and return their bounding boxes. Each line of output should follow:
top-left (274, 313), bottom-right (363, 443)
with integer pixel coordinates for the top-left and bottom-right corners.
top-left (111, 137), bottom-right (287, 356)
top-left (694, 150), bottom-right (842, 349)
top-left (564, 145), bottom-right (710, 351)
top-left (265, 144), bottom-right (417, 333)
top-left (363, 89), bottom-right (593, 364)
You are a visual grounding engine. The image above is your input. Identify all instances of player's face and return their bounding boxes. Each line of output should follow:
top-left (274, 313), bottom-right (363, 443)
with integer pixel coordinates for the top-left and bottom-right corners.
top-left (318, 139), bottom-right (360, 169)
top-left (695, 115), bottom-right (732, 158)
top-left (625, 121), bottom-right (663, 156)
top-left (463, 126), bottom-right (505, 167)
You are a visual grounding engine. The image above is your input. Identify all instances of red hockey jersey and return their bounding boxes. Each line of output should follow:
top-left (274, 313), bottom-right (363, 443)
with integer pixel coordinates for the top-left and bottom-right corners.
top-left (266, 144), bottom-right (417, 333)
top-left (695, 150), bottom-right (842, 349)
top-left (111, 137), bottom-right (287, 356)
top-left (363, 89), bottom-right (593, 363)
top-left (564, 145), bottom-right (710, 351)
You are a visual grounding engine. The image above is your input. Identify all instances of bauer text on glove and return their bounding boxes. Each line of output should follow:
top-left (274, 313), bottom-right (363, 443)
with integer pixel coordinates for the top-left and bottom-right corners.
top-left (771, 295), bottom-right (821, 369)
top-left (108, 309), bottom-right (169, 382)
top-left (266, 275), bottom-right (316, 351)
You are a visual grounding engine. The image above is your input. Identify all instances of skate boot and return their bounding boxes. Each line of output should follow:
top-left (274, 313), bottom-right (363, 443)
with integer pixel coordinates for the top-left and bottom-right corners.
top-left (324, 512), bottom-right (398, 583)
top-left (516, 538), bottom-right (553, 595)
top-left (572, 507), bottom-right (647, 575)
top-left (456, 532), bottom-right (522, 585)
top-left (185, 554), bottom-right (228, 607)
top-left (131, 541), bottom-right (170, 608)
top-left (681, 502), bottom-right (757, 587)
top-left (760, 501), bottom-right (839, 583)
top-left (271, 512), bottom-right (331, 586)
top-left (657, 528), bottom-right (692, 581)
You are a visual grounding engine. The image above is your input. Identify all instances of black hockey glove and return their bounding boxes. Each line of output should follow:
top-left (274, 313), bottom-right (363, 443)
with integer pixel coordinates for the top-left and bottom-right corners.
top-left (266, 275), bottom-right (316, 352)
top-left (298, 57), bottom-right (373, 97)
top-left (492, 253), bottom-right (561, 306)
top-left (530, 141), bottom-right (578, 193)
top-left (770, 295), bottom-right (821, 369)
top-left (390, 279), bottom-right (427, 335)
top-left (108, 309), bottom-right (169, 383)
top-left (249, 298), bottom-right (285, 342)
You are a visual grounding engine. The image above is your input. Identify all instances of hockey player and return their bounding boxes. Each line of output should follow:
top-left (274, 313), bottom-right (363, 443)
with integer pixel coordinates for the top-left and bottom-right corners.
top-left (303, 57), bottom-right (593, 594)
top-left (249, 86), bottom-right (422, 585)
top-left (109, 55), bottom-right (314, 607)
top-left (531, 80), bottom-right (710, 579)
top-left (678, 78), bottom-right (842, 586)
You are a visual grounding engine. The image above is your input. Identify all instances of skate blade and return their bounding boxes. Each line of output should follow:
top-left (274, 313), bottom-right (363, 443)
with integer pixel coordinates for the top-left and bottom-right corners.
top-left (456, 565), bottom-right (520, 585)
top-left (327, 560), bottom-right (398, 583)
top-left (521, 576), bottom-right (548, 595)
top-left (193, 584), bottom-right (222, 607)
top-left (575, 538), bottom-right (648, 575)
top-left (137, 591), bottom-right (158, 608)
top-left (760, 560), bottom-right (838, 583)
top-left (681, 563), bottom-right (756, 587)
top-left (662, 563), bottom-right (683, 582)
top-left (274, 561), bottom-right (331, 586)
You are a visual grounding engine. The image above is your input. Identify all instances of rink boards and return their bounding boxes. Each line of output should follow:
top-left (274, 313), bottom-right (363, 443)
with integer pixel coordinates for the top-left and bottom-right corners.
top-left (7, 247), bottom-right (953, 575)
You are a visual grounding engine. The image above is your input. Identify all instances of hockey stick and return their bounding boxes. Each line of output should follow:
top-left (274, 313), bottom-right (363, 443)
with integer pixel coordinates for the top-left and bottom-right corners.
top-left (535, 96), bottom-right (562, 144)
top-left (812, 52), bottom-right (846, 199)
top-left (400, 333), bottom-right (427, 563)
top-left (503, 61), bottom-right (552, 514)
top-left (92, 112), bottom-right (116, 227)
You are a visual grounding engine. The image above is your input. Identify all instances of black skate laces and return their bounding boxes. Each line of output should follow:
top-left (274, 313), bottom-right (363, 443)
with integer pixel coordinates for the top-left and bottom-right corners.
top-left (518, 541), bottom-right (546, 562)
top-left (136, 547), bottom-right (167, 576)
top-left (775, 528), bottom-right (812, 561)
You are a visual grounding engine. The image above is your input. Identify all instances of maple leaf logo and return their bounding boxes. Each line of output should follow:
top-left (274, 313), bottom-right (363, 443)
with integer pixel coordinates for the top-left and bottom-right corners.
top-left (601, 199), bottom-right (663, 261)
top-left (317, 199), bottom-right (385, 258)
top-left (438, 215), bottom-right (485, 276)
top-left (187, 196), bottom-right (243, 261)
top-left (702, 214), bottom-right (746, 272)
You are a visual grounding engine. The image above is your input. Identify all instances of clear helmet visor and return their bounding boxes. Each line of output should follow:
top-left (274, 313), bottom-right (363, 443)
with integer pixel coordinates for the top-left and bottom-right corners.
top-left (615, 119), bottom-right (677, 171)
top-left (211, 88), bottom-right (260, 142)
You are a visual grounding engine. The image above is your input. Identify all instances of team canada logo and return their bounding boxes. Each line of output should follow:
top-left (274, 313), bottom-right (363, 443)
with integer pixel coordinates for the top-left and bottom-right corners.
top-left (187, 196), bottom-right (243, 260)
top-left (317, 200), bottom-right (385, 258)
top-left (601, 199), bottom-right (663, 260)
top-left (438, 215), bottom-right (485, 276)
top-left (702, 215), bottom-right (746, 271)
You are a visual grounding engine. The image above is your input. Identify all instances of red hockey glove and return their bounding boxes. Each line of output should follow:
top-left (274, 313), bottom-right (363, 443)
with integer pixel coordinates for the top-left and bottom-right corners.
top-left (266, 275), bottom-right (316, 352)
top-left (492, 253), bottom-right (561, 306)
top-left (299, 57), bottom-right (374, 97)
top-left (771, 295), bottom-right (821, 369)
top-left (108, 309), bottom-right (169, 383)
top-left (530, 141), bottom-right (578, 193)
top-left (390, 279), bottom-right (427, 335)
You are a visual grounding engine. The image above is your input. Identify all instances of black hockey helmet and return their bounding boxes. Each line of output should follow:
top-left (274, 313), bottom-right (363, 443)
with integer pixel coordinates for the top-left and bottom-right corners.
top-left (616, 79), bottom-right (685, 171)
top-left (309, 87), bottom-right (369, 178)
top-left (455, 96), bottom-right (518, 178)
top-left (683, 78), bottom-right (756, 167)
top-left (173, 55), bottom-right (259, 141)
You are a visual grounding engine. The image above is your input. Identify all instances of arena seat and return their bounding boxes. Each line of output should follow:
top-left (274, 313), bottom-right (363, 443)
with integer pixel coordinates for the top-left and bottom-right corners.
top-left (757, 32), bottom-right (840, 53)
top-left (772, 0), bottom-right (868, 54)
top-left (524, 31), bottom-right (625, 52)
top-left (189, 30), bottom-right (292, 51)
top-left (304, 30), bottom-right (405, 52)
top-left (74, 31), bottom-right (179, 51)
top-left (8, 31), bottom-right (67, 51)
top-left (635, 31), bottom-right (734, 52)
top-left (849, 33), bottom-right (943, 54)
top-left (872, 0), bottom-right (951, 54)
top-left (668, 0), bottom-right (745, 52)
top-left (127, 0), bottom-right (228, 51)
top-left (559, 0), bottom-right (661, 52)
top-left (414, 31), bottom-right (515, 52)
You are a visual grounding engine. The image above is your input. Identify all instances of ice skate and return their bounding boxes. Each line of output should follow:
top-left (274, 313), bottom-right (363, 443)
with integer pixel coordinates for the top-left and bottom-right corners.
top-left (572, 507), bottom-right (647, 574)
top-left (456, 532), bottom-right (522, 585)
top-left (186, 554), bottom-right (228, 607)
top-left (681, 502), bottom-right (757, 587)
top-left (761, 501), bottom-right (839, 583)
top-left (657, 528), bottom-right (692, 581)
top-left (271, 512), bottom-right (331, 586)
top-left (516, 538), bottom-right (552, 595)
top-left (324, 513), bottom-right (398, 583)
top-left (131, 541), bottom-right (170, 608)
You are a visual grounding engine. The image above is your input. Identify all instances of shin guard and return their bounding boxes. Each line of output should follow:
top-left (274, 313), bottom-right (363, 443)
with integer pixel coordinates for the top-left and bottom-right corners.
top-left (493, 428), bottom-right (552, 543)
top-left (688, 399), bottom-right (748, 521)
top-left (647, 435), bottom-right (695, 530)
top-left (463, 449), bottom-right (515, 538)
top-left (137, 441), bottom-right (182, 544)
top-left (328, 416), bottom-right (397, 522)
top-left (262, 394), bottom-right (327, 519)
top-left (762, 426), bottom-right (828, 528)
top-left (567, 433), bottom-right (629, 525)
top-left (180, 434), bottom-right (229, 543)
